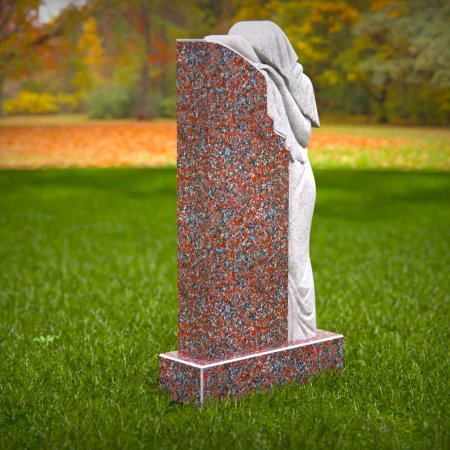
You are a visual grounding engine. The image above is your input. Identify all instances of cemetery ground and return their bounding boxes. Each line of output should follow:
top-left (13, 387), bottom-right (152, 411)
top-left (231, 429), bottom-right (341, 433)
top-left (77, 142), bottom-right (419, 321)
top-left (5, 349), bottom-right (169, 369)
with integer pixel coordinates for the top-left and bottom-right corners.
top-left (0, 118), bottom-right (449, 449)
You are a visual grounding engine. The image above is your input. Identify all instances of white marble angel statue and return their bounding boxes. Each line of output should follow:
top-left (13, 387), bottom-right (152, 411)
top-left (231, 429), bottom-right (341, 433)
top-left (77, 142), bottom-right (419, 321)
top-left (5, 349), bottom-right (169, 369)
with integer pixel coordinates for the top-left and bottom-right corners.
top-left (205, 21), bottom-right (320, 341)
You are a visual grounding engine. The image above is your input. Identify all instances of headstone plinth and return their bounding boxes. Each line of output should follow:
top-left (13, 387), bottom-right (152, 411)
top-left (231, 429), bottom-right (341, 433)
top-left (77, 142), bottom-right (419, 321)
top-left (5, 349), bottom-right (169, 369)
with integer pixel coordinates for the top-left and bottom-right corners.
top-left (159, 41), bottom-right (343, 403)
top-left (160, 330), bottom-right (343, 403)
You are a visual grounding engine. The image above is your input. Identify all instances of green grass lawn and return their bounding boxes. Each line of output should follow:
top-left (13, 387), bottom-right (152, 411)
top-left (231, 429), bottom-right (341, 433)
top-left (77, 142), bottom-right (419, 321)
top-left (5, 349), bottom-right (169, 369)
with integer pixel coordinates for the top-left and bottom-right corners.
top-left (1, 168), bottom-right (449, 449)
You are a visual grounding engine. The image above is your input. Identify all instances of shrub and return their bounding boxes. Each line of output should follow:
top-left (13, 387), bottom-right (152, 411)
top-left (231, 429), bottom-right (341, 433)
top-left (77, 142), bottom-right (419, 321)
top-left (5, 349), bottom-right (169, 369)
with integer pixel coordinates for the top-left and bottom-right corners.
top-left (161, 95), bottom-right (176, 118)
top-left (146, 93), bottom-right (176, 119)
top-left (55, 93), bottom-right (79, 113)
top-left (85, 85), bottom-right (133, 119)
top-left (146, 93), bottom-right (165, 118)
top-left (4, 91), bottom-right (58, 114)
top-left (3, 91), bottom-right (79, 115)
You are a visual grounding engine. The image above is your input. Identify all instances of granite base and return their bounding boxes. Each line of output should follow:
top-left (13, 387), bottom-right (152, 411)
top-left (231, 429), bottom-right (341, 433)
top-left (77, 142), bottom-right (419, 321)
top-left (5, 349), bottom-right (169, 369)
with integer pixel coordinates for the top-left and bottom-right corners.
top-left (159, 330), bottom-right (344, 404)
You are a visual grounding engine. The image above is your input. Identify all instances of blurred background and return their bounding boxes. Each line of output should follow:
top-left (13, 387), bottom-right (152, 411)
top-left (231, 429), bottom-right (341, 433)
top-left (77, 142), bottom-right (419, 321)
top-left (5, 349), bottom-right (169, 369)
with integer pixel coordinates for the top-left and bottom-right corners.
top-left (0, 0), bottom-right (449, 170)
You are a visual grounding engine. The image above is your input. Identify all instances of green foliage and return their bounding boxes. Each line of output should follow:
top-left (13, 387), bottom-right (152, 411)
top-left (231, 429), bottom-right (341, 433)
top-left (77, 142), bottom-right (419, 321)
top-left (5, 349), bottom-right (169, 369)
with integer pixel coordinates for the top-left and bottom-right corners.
top-left (160, 95), bottom-right (176, 118)
top-left (145, 93), bottom-right (176, 119)
top-left (163, 95), bottom-right (177, 119)
top-left (146, 92), bottom-right (165, 118)
top-left (20, 78), bottom-right (45, 93)
top-left (84, 85), bottom-right (134, 119)
top-left (113, 63), bottom-right (141, 89)
top-left (344, 0), bottom-right (450, 123)
top-left (33, 335), bottom-right (59, 344)
top-left (55, 93), bottom-right (79, 113)
top-left (0, 168), bottom-right (449, 448)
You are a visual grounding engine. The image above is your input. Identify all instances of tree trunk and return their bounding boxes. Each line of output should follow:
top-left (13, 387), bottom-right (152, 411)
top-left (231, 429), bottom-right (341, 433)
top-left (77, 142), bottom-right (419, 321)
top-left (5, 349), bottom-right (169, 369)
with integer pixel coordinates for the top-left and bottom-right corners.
top-left (0, 74), bottom-right (4, 118)
top-left (358, 75), bottom-right (389, 123)
top-left (138, 61), bottom-right (150, 120)
top-left (401, 80), bottom-right (408, 119)
top-left (376, 85), bottom-right (388, 123)
top-left (377, 105), bottom-right (388, 123)
top-left (137, 9), bottom-right (152, 120)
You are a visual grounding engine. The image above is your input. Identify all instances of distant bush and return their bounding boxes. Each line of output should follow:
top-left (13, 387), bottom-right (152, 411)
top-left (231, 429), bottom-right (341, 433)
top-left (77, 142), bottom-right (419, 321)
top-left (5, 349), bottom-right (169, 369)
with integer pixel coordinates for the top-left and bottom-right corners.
top-left (85, 85), bottom-right (133, 119)
top-left (4, 91), bottom-right (57, 114)
top-left (146, 93), bottom-right (176, 119)
top-left (161, 95), bottom-right (176, 118)
top-left (146, 93), bottom-right (164, 118)
top-left (4, 91), bottom-right (79, 115)
top-left (56, 93), bottom-right (79, 113)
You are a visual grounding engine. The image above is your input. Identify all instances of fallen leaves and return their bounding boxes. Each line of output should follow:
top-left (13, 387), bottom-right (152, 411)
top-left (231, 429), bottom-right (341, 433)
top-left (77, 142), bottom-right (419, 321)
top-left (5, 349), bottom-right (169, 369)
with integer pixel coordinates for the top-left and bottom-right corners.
top-left (0, 119), bottom-right (449, 171)
top-left (0, 120), bottom-right (177, 169)
top-left (309, 133), bottom-right (405, 151)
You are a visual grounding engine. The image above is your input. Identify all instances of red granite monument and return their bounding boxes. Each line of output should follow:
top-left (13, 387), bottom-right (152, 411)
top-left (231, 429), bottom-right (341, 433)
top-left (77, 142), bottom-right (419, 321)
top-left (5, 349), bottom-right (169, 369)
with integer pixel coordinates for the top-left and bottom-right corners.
top-left (159, 38), bottom-right (343, 404)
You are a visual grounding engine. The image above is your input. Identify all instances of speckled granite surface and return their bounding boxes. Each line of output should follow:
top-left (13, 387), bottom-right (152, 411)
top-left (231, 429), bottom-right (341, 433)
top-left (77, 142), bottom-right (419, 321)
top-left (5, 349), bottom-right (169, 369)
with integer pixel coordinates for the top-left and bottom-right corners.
top-left (160, 330), bottom-right (344, 404)
top-left (159, 40), bottom-right (343, 403)
top-left (159, 357), bottom-right (201, 404)
top-left (176, 40), bottom-right (288, 362)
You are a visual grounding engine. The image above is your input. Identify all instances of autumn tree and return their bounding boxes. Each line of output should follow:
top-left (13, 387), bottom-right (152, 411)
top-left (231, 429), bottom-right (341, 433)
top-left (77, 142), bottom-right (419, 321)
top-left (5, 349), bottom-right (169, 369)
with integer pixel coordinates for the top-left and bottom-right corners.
top-left (2, 0), bottom-right (448, 124)
top-left (233, 0), bottom-right (362, 114)
top-left (0, 0), bottom-right (87, 116)
top-left (95, 0), bottom-right (213, 119)
top-left (74, 16), bottom-right (105, 95)
top-left (233, 0), bottom-right (450, 124)
top-left (345, 0), bottom-right (450, 123)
